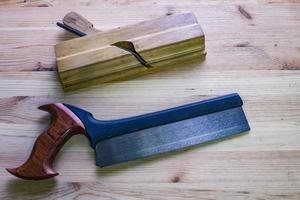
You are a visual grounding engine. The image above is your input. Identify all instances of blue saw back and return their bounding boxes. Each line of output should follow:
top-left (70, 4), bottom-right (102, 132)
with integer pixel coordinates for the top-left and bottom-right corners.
top-left (64, 93), bottom-right (249, 148)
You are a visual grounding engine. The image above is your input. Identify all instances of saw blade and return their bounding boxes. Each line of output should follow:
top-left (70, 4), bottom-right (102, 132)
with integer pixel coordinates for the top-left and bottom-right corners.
top-left (95, 106), bottom-right (250, 167)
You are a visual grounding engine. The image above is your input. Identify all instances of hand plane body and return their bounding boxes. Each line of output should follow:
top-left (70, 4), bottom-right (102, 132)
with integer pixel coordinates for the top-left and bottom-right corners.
top-left (55, 13), bottom-right (206, 91)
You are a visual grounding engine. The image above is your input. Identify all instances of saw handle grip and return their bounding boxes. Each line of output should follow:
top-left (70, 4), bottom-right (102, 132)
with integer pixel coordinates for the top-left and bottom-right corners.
top-left (6, 103), bottom-right (85, 180)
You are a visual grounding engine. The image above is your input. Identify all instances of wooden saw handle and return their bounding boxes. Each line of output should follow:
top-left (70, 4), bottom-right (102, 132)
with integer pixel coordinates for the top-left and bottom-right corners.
top-left (6, 103), bottom-right (86, 180)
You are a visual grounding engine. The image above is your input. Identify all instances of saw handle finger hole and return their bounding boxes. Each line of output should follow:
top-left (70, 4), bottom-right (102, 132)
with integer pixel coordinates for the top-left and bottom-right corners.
top-left (6, 104), bottom-right (86, 180)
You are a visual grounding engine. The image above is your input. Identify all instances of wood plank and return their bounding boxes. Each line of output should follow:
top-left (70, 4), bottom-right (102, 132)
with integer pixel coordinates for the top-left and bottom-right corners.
top-left (0, 89), bottom-right (285, 129)
top-left (0, 4), bottom-right (299, 71)
top-left (0, 70), bottom-right (298, 97)
top-left (1, 0), bottom-right (299, 8)
top-left (1, 5), bottom-right (299, 28)
top-left (0, 120), bottom-right (299, 153)
top-left (0, 151), bottom-right (299, 199)
top-left (0, 95), bottom-right (299, 123)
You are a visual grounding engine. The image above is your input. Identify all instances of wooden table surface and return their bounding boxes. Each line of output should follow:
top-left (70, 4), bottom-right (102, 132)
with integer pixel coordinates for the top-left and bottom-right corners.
top-left (0, 0), bottom-right (299, 199)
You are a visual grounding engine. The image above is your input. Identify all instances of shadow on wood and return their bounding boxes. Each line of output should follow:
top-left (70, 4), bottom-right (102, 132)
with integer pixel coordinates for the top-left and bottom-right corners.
top-left (4, 179), bottom-right (56, 199)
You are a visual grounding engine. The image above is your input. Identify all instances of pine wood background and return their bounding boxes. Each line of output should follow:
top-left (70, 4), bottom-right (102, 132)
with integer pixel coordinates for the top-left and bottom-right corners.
top-left (0, 0), bottom-right (299, 199)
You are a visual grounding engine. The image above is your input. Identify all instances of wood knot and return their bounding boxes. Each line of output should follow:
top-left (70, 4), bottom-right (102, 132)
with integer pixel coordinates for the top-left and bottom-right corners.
top-left (166, 6), bottom-right (174, 16)
top-left (33, 62), bottom-right (54, 71)
top-left (238, 5), bottom-right (252, 20)
top-left (36, 4), bottom-right (49, 7)
top-left (171, 172), bottom-right (184, 183)
top-left (235, 42), bottom-right (250, 47)
top-left (281, 61), bottom-right (300, 70)
top-left (69, 182), bottom-right (81, 192)
top-left (171, 176), bottom-right (180, 183)
top-left (16, 96), bottom-right (28, 102)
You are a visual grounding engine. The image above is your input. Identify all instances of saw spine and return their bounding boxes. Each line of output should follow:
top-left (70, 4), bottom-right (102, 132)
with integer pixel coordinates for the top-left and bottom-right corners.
top-left (64, 93), bottom-right (243, 148)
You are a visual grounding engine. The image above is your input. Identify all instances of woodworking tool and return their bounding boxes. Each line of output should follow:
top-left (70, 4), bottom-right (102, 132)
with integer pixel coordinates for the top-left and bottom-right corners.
top-left (55, 12), bottom-right (206, 91)
top-left (7, 93), bottom-right (250, 180)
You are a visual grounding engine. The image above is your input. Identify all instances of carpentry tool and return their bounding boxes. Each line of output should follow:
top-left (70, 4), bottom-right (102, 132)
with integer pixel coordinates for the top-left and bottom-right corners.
top-left (55, 12), bottom-right (206, 91)
top-left (6, 93), bottom-right (250, 180)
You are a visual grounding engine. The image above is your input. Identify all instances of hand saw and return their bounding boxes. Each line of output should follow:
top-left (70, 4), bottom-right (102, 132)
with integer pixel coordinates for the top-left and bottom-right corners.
top-left (6, 93), bottom-right (250, 180)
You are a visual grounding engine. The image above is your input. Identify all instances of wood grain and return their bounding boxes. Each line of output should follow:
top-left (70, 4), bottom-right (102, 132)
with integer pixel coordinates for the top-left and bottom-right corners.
top-left (0, 0), bottom-right (299, 199)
